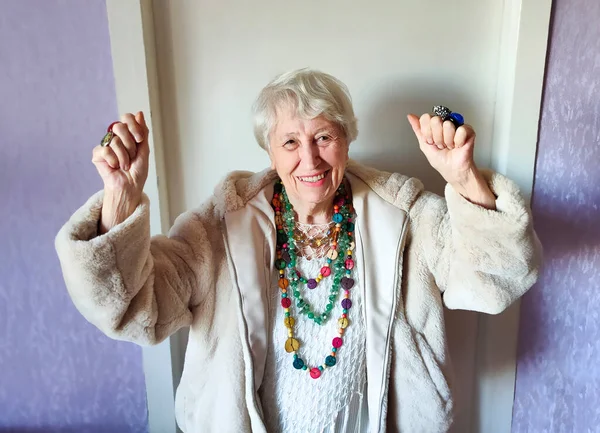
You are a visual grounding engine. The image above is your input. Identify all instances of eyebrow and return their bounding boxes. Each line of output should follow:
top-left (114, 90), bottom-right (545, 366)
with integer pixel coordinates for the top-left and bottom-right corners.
top-left (279, 126), bottom-right (337, 139)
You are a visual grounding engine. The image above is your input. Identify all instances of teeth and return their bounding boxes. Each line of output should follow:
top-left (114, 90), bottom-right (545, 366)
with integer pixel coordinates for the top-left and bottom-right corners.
top-left (299, 172), bottom-right (326, 183)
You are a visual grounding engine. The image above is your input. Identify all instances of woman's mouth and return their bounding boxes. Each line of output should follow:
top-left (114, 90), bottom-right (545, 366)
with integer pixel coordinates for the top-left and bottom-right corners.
top-left (297, 170), bottom-right (330, 186)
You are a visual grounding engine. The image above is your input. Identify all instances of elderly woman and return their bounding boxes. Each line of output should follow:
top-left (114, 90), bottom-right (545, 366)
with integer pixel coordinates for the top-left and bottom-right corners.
top-left (56, 69), bottom-right (541, 433)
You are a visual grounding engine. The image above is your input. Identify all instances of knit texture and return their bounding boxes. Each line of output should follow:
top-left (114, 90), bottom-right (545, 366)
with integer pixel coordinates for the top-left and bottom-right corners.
top-left (260, 254), bottom-right (367, 433)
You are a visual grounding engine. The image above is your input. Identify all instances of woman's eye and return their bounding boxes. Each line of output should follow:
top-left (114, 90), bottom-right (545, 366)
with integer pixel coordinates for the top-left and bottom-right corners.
top-left (284, 140), bottom-right (297, 148)
top-left (317, 135), bottom-right (331, 143)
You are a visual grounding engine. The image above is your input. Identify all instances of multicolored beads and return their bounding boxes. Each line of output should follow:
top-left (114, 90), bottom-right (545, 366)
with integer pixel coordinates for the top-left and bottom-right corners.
top-left (271, 178), bottom-right (357, 379)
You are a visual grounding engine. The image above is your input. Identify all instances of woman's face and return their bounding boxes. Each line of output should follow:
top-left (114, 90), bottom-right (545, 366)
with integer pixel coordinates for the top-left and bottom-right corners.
top-left (268, 106), bottom-right (349, 210)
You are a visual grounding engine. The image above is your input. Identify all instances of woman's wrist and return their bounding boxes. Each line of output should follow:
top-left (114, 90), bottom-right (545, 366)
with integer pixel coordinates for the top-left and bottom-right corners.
top-left (450, 167), bottom-right (497, 210)
top-left (99, 188), bottom-right (142, 234)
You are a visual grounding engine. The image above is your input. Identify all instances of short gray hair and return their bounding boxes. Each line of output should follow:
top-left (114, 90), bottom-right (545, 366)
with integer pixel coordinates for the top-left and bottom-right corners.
top-left (252, 68), bottom-right (358, 150)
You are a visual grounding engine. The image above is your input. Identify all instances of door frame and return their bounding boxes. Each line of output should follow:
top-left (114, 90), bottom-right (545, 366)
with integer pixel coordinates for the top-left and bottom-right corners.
top-left (104, 1), bottom-right (552, 432)
top-left (105, 2), bottom-right (182, 432)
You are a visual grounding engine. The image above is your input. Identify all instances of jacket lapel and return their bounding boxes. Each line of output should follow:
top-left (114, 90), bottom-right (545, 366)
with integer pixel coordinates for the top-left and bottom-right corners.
top-left (223, 182), bottom-right (276, 393)
top-left (348, 173), bottom-right (409, 432)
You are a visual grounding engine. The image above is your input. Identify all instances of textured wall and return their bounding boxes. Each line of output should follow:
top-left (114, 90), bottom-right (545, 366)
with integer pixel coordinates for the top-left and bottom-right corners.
top-left (0, 1), bottom-right (148, 431)
top-left (512, 0), bottom-right (600, 431)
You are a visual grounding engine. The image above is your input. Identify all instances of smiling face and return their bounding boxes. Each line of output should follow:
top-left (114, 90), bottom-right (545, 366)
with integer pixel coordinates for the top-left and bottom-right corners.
top-left (268, 106), bottom-right (349, 220)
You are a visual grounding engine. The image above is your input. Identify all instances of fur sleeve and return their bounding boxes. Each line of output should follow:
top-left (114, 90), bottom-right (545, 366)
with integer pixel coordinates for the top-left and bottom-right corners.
top-left (411, 171), bottom-right (542, 314)
top-left (55, 191), bottom-right (214, 345)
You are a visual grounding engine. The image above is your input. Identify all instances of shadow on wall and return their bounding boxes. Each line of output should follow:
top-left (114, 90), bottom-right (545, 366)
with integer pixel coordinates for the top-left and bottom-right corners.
top-left (516, 194), bottom-right (600, 363)
top-left (533, 200), bottom-right (600, 258)
top-left (351, 77), bottom-right (482, 196)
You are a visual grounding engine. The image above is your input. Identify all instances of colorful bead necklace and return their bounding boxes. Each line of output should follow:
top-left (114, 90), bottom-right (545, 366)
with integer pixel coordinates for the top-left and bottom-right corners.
top-left (272, 179), bottom-right (356, 379)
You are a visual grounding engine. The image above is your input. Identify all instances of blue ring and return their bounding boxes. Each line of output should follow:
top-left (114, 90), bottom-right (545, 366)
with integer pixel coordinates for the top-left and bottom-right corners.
top-left (449, 112), bottom-right (465, 127)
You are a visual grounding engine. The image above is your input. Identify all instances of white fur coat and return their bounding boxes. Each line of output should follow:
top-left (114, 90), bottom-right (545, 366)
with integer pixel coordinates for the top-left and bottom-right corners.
top-left (55, 160), bottom-right (542, 432)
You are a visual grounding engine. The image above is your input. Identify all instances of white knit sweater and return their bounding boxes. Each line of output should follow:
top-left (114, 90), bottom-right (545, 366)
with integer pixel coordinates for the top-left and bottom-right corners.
top-left (259, 253), bottom-right (369, 433)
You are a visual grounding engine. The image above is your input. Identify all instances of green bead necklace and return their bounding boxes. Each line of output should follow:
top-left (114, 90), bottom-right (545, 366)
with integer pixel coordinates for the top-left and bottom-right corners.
top-left (272, 178), bottom-right (356, 379)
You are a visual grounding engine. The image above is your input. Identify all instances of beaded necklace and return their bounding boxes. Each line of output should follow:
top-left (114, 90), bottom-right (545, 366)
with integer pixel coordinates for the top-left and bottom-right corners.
top-left (292, 221), bottom-right (334, 260)
top-left (272, 179), bottom-right (356, 379)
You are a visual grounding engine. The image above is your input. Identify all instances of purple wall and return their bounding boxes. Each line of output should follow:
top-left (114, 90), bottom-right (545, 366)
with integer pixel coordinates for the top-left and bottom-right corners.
top-left (0, 1), bottom-right (148, 431)
top-left (512, 0), bottom-right (600, 431)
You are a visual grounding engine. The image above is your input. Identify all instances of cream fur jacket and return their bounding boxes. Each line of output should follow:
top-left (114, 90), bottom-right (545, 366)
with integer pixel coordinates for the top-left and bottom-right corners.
top-left (55, 160), bottom-right (542, 433)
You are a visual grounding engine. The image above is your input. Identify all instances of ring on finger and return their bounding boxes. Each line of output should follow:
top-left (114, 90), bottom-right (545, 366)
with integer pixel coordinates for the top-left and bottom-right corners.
top-left (100, 121), bottom-right (121, 147)
top-left (432, 105), bottom-right (465, 128)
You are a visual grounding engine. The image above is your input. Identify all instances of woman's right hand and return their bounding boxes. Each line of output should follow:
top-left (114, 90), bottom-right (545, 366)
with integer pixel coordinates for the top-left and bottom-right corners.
top-left (92, 111), bottom-right (150, 233)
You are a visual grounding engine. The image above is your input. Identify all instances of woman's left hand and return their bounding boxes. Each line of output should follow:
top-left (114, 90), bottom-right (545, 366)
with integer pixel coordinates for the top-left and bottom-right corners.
top-left (407, 113), bottom-right (497, 209)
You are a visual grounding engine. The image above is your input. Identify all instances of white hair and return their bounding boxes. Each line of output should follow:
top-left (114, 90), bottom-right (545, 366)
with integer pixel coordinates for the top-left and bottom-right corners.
top-left (252, 68), bottom-right (359, 150)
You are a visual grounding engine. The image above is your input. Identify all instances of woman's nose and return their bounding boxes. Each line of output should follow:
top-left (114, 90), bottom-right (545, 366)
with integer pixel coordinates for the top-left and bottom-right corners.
top-left (299, 143), bottom-right (321, 168)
